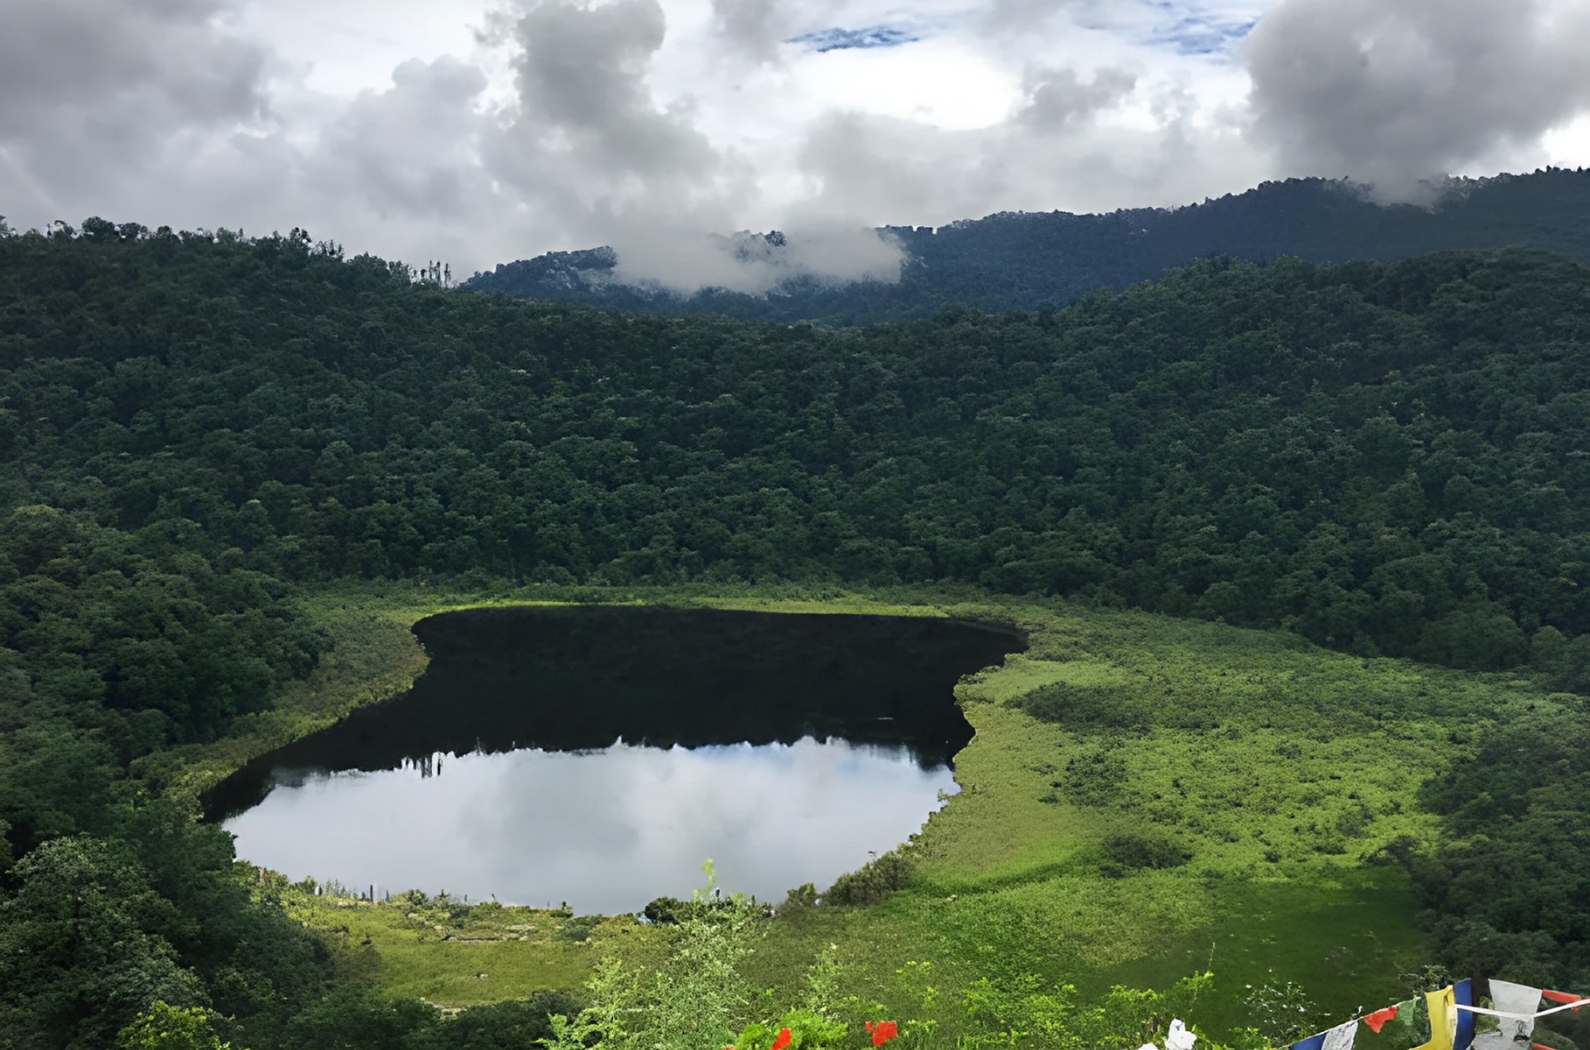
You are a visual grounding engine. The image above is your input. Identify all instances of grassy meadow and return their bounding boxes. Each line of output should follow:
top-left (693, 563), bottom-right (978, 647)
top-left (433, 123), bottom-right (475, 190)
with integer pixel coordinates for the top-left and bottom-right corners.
top-left (202, 584), bottom-right (1569, 1038)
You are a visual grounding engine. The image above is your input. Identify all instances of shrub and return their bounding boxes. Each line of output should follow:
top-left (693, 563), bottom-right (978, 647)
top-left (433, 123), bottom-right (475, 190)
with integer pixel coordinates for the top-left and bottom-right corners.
top-left (1061, 747), bottom-right (1128, 806)
top-left (823, 852), bottom-right (913, 907)
top-left (117, 1003), bottom-right (229, 1050)
top-left (1099, 834), bottom-right (1191, 876)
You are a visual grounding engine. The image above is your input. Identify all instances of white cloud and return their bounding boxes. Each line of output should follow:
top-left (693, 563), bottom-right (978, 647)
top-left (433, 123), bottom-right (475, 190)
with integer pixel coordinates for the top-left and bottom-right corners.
top-left (0, 0), bottom-right (268, 206)
top-left (1, 0), bottom-right (1588, 288)
top-left (1244, 0), bottom-right (1590, 200)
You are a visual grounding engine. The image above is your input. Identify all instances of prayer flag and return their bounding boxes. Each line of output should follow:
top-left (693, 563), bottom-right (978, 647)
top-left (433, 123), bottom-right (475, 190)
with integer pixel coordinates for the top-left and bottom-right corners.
top-left (1474, 980), bottom-right (1543, 1049)
top-left (1541, 990), bottom-right (1584, 1013)
top-left (1321, 1020), bottom-right (1357, 1050)
top-left (1412, 986), bottom-right (1456, 1050)
top-left (1455, 979), bottom-right (1475, 1050)
top-left (1393, 999), bottom-right (1423, 1040)
top-left (1364, 1007), bottom-right (1399, 1034)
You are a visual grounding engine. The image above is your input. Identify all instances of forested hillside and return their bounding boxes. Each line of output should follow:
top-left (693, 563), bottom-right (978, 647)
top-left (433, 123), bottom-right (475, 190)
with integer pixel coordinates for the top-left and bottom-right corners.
top-left (5, 220), bottom-right (1590, 688)
top-left (467, 168), bottom-right (1590, 324)
top-left (5, 217), bottom-right (1590, 1046)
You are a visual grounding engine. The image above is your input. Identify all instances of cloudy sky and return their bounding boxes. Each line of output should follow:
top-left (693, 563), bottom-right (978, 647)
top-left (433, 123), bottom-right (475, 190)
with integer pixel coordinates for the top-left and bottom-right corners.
top-left (3, 0), bottom-right (1590, 288)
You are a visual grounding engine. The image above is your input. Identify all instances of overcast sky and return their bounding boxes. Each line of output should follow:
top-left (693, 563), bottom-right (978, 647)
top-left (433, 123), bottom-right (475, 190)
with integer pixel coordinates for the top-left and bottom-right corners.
top-left (3, 0), bottom-right (1589, 289)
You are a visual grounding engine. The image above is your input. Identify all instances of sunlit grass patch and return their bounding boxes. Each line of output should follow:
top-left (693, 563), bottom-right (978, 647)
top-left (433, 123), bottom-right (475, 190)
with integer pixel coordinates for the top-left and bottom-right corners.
top-left (270, 877), bottom-right (671, 1007)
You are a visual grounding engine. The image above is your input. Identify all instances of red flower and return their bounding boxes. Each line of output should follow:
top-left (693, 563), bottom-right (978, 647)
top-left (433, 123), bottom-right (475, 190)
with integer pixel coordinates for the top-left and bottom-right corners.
top-left (770, 1028), bottom-right (792, 1050)
top-left (870, 1021), bottom-right (898, 1047)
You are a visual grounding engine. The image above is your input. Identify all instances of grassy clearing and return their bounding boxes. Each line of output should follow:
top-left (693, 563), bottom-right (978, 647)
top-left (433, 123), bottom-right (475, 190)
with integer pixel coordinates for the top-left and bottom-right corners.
top-left (268, 878), bottom-right (671, 1006)
top-left (200, 582), bottom-right (1566, 1032)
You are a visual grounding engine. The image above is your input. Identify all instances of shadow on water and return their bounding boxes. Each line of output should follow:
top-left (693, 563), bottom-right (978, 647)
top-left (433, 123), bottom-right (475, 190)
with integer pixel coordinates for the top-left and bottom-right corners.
top-left (207, 606), bottom-right (1026, 821)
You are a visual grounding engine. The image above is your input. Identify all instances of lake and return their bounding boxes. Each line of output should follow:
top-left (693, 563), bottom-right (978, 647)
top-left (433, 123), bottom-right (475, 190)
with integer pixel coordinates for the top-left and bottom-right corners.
top-left (211, 606), bottom-right (1023, 914)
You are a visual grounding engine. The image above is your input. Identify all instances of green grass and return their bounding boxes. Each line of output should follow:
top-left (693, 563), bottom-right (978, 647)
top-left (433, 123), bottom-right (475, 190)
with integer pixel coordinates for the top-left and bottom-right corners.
top-left (198, 583), bottom-right (1565, 1033)
top-left (270, 879), bottom-right (671, 1006)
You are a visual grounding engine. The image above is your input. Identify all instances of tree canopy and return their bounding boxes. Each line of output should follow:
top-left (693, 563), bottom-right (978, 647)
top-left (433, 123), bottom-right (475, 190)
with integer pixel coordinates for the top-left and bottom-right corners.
top-left (4, 223), bottom-right (1587, 679)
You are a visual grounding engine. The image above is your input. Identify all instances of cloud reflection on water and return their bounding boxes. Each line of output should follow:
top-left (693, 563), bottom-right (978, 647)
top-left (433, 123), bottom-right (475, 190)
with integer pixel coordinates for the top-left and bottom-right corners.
top-left (224, 736), bottom-right (957, 914)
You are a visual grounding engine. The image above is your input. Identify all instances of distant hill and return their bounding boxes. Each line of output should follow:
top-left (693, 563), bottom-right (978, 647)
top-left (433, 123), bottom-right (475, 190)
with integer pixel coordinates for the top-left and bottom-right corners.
top-left (465, 168), bottom-right (1590, 323)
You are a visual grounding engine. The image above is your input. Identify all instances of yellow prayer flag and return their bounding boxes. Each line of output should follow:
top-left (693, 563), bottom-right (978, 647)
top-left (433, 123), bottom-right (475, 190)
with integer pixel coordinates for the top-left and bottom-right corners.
top-left (1411, 986), bottom-right (1456, 1050)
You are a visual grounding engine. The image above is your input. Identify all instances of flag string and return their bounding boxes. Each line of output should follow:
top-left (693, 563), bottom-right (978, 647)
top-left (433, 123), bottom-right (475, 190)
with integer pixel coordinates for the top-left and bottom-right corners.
top-left (1286, 981), bottom-right (1587, 1050)
top-left (1453, 998), bottom-right (1590, 1020)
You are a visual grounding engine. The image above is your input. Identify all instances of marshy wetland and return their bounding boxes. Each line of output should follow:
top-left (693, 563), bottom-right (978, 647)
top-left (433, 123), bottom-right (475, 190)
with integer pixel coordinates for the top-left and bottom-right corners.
top-left (211, 590), bottom-right (1579, 1033)
top-left (211, 606), bottom-right (1023, 911)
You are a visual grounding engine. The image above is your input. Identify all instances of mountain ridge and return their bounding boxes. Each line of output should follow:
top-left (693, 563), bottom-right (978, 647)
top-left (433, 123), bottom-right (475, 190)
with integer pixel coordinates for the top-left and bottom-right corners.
top-left (465, 169), bottom-right (1590, 323)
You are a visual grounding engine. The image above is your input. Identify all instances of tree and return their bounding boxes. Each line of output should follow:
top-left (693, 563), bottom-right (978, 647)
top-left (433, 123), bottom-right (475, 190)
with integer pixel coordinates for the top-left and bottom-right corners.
top-left (117, 1003), bottom-right (231, 1050)
top-left (0, 837), bottom-right (203, 1050)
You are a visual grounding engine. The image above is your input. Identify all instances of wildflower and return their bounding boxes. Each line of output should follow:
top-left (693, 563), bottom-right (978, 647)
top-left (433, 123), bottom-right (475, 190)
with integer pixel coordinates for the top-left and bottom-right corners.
top-left (866, 1021), bottom-right (898, 1047)
top-left (771, 1029), bottom-right (792, 1050)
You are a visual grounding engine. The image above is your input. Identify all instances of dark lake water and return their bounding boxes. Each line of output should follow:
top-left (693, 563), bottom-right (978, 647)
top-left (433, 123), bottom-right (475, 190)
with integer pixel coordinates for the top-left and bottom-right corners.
top-left (213, 606), bottom-right (1022, 913)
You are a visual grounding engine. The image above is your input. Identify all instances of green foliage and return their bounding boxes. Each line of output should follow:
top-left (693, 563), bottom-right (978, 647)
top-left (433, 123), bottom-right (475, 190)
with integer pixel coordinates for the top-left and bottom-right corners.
top-left (5, 226), bottom-right (1590, 681)
top-left (1018, 683), bottom-right (1149, 732)
top-left (238, 983), bottom-right (577, 1050)
top-left (116, 1002), bottom-right (230, 1050)
top-left (0, 804), bottom-right (331, 1049)
top-left (409, 994), bottom-right (582, 1050)
top-left (1239, 978), bottom-right (1316, 1044)
top-left (731, 1009), bottom-right (847, 1050)
top-left (543, 866), bottom-right (765, 1050)
top-left (920, 968), bottom-right (1241, 1050)
top-left (822, 851), bottom-right (913, 907)
top-left (0, 506), bottom-right (323, 750)
top-left (283, 989), bottom-right (439, 1050)
top-left (1099, 834), bottom-right (1192, 876)
top-left (0, 836), bottom-right (203, 1050)
top-left (1406, 713), bottom-right (1590, 988)
top-left (1057, 745), bottom-right (1128, 806)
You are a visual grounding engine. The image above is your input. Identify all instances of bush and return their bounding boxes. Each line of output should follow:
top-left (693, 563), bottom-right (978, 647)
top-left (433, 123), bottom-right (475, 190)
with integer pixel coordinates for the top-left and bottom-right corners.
top-left (117, 1003), bottom-right (230, 1050)
top-left (1099, 834), bottom-right (1191, 876)
top-left (1060, 747), bottom-right (1129, 806)
top-left (410, 993), bottom-right (584, 1050)
top-left (823, 852), bottom-right (913, 907)
top-left (1240, 978), bottom-right (1317, 1044)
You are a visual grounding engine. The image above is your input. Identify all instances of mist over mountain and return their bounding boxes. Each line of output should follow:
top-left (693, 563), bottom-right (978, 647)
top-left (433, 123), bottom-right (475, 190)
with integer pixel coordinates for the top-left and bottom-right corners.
top-left (466, 168), bottom-right (1590, 324)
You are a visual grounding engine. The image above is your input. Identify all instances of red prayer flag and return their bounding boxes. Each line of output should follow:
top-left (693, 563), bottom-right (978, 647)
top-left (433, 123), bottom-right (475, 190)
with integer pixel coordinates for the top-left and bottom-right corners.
top-left (871, 1021), bottom-right (899, 1047)
top-left (771, 1028), bottom-right (792, 1050)
top-left (1543, 990), bottom-right (1586, 1012)
top-left (1363, 1006), bottom-right (1398, 1034)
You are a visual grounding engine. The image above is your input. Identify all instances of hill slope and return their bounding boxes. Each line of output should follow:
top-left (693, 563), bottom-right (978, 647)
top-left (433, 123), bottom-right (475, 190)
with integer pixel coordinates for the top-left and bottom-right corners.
top-left (3, 226), bottom-right (1588, 678)
top-left (5, 222), bottom-right (1590, 1047)
top-left (466, 169), bottom-right (1590, 323)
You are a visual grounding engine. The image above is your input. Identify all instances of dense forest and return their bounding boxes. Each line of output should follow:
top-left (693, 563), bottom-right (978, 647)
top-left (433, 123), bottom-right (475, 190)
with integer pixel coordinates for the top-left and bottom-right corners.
top-left (467, 168), bottom-right (1590, 324)
top-left (4, 216), bottom-right (1590, 1046)
top-left (5, 220), bottom-right (1587, 680)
